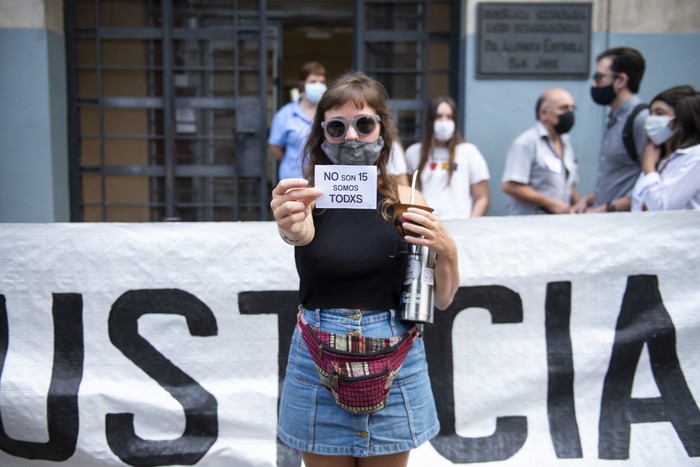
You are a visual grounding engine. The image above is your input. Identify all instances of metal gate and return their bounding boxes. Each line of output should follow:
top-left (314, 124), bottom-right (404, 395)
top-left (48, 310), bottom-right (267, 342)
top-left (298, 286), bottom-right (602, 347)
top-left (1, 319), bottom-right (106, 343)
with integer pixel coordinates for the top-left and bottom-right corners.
top-left (65, 0), bottom-right (459, 224)
top-left (353, 0), bottom-right (460, 148)
top-left (66, 0), bottom-right (274, 221)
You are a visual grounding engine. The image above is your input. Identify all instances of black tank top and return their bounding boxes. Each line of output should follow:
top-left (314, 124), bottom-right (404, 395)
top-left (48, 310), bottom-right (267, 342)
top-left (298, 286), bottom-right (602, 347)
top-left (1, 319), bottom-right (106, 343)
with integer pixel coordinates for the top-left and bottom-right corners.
top-left (295, 197), bottom-right (408, 310)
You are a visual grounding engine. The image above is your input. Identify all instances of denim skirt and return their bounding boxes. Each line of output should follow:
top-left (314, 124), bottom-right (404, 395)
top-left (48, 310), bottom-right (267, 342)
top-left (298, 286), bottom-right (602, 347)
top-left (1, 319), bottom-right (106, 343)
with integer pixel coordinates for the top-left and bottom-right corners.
top-left (277, 307), bottom-right (439, 457)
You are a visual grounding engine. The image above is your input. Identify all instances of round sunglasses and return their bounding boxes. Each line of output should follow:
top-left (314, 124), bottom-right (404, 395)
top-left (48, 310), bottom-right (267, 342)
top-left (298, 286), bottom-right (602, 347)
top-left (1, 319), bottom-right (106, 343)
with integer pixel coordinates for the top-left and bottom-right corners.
top-left (321, 114), bottom-right (381, 139)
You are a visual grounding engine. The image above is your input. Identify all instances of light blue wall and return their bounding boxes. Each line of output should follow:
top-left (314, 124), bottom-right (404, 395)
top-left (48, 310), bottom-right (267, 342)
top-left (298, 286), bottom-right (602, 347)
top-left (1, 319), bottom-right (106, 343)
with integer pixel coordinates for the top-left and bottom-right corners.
top-left (0, 28), bottom-right (68, 222)
top-left (463, 32), bottom-right (700, 216)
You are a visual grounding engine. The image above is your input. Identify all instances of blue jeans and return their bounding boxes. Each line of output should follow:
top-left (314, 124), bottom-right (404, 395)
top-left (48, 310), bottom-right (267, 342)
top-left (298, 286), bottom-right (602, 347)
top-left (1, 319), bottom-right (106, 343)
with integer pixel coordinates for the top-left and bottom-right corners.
top-left (277, 307), bottom-right (439, 457)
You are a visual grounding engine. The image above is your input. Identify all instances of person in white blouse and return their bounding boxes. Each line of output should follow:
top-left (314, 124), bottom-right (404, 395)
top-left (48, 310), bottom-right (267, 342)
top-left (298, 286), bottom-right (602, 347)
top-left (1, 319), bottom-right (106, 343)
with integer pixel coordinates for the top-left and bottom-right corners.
top-left (630, 86), bottom-right (700, 211)
top-left (404, 96), bottom-right (490, 219)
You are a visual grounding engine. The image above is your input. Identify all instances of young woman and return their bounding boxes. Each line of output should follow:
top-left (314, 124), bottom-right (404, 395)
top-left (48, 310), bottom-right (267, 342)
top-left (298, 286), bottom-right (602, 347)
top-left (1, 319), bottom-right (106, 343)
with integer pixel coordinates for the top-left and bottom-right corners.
top-left (270, 72), bottom-right (459, 467)
top-left (630, 85), bottom-right (700, 211)
top-left (405, 96), bottom-right (490, 219)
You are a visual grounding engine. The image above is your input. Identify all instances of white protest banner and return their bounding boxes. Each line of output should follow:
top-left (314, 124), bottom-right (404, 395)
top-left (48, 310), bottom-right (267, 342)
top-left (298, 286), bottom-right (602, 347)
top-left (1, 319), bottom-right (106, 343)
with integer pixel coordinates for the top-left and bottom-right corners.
top-left (0, 211), bottom-right (699, 467)
top-left (314, 164), bottom-right (377, 209)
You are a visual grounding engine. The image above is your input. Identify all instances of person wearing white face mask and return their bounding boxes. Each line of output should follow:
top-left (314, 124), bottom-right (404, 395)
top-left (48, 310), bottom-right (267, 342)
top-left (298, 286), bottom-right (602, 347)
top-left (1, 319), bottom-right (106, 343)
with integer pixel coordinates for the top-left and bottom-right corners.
top-left (630, 85), bottom-right (700, 211)
top-left (405, 96), bottom-right (490, 219)
top-left (269, 61), bottom-right (327, 180)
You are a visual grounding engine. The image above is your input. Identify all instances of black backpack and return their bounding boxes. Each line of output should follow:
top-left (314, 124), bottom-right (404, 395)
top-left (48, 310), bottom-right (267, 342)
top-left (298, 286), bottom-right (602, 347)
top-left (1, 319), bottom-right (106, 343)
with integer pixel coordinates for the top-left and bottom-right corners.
top-left (622, 103), bottom-right (648, 161)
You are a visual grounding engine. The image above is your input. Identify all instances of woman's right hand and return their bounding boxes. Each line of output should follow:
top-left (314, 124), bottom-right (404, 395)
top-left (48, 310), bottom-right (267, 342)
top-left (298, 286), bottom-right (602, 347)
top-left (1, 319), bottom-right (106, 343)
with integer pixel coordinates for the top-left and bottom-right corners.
top-left (270, 178), bottom-right (322, 244)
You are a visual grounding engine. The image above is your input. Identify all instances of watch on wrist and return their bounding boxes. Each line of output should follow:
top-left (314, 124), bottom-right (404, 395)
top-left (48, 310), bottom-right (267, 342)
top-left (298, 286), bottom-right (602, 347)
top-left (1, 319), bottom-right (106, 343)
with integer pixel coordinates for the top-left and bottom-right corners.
top-left (606, 201), bottom-right (616, 212)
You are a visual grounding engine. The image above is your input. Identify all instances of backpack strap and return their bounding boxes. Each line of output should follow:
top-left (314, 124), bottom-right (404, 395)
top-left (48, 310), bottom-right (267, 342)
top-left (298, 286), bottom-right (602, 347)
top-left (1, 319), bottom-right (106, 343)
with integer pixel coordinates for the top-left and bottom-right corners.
top-left (622, 103), bottom-right (648, 161)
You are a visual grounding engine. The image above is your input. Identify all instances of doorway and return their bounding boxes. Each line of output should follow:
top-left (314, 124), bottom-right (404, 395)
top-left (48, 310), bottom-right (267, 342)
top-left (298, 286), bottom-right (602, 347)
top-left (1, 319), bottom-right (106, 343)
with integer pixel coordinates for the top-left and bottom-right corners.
top-left (273, 18), bottom-right (353, 107)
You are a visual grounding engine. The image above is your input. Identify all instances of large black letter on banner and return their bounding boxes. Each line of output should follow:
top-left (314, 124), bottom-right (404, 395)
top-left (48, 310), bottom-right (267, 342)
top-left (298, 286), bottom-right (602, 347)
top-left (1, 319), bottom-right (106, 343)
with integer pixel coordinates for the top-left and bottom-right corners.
top-left (0, 293), bottom-right (84, 461)
top-left (238, 291), bottom-right (300, 467)
top-left (107, 289), bottom-right (218, 466)
top-left (545, 282), bottom-right (582, 458)
top-left (599, 275), bottom-right (700, 459)
top-left (425, 285), bottom-right (527, 463)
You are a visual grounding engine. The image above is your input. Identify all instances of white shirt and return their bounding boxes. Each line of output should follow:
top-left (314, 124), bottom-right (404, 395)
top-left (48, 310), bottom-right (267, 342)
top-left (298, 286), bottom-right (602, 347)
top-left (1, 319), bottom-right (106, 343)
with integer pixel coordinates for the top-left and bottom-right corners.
top-left (387, 142), bottom-right (407, 176)
top-left (631, 143), bottom-right (700, 211)
top-left (405, 142), bottom-right (490, 219)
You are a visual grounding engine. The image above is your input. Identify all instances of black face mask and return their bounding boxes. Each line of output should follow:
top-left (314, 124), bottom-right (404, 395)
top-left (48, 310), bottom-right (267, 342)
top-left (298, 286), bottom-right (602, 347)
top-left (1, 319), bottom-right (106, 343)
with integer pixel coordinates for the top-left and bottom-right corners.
top-left (554, 111), bottom-right (575, 134)
top-left (321, 137), bottom-right (385, 165)
top-left (590, 84), bottom-right (617, 106)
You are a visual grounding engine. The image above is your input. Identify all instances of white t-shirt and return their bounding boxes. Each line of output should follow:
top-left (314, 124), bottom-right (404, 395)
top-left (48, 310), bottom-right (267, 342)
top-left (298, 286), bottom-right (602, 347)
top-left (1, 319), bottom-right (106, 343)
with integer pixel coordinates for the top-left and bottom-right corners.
top-left (405, 142), bottom-right (490, 219)
top-left (387, 141), bottom-right (408, 176)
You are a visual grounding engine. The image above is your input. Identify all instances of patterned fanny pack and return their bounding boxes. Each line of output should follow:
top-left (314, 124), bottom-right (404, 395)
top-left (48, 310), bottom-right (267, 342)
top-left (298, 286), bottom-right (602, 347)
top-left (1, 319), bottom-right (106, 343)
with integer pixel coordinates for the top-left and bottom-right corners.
top-left (297, 311), bottom-right (419, 414)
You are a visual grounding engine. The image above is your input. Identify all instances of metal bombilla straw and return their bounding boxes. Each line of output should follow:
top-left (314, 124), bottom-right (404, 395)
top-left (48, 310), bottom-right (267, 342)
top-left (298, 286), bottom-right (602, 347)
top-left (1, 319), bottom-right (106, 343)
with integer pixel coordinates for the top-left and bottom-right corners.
top-left (410, 169), bottom-right (418, 205)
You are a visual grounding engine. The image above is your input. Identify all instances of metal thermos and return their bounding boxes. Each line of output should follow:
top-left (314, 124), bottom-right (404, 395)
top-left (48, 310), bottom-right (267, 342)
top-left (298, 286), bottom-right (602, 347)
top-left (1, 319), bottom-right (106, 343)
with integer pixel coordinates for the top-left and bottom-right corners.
top-left (399, 242), bottom-right (436, 323)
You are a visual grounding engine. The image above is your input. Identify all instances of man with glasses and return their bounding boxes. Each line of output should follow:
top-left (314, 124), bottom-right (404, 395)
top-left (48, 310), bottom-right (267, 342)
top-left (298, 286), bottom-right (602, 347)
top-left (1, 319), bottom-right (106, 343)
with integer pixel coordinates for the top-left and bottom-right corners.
top-left (502, 87), bottom-right (580, 215)
top-left (572, 47), bottom-right (648, 213)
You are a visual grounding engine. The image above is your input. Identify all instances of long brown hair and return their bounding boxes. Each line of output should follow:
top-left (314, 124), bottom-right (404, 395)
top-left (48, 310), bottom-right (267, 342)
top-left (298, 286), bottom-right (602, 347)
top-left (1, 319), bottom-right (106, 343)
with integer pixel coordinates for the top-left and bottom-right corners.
top-left (303, 72), bottom-right (399, 217)
top-left (675, 92), bottom-right (700, 149)
top-left (417, 96), bottom-right (465, 190)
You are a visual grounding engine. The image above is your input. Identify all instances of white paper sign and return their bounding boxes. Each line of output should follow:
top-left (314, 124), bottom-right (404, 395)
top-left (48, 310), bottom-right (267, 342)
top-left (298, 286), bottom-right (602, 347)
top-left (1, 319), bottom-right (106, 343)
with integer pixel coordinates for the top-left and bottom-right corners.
top-left (314, 165), bottom-right (377, 209)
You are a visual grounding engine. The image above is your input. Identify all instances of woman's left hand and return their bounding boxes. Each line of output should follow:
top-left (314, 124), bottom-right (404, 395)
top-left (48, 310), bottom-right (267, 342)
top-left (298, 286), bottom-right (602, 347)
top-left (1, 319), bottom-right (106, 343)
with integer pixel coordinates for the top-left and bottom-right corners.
top-left (400, 207), bottom-right (460, 310)
top-left (400, 207), bottom-right (456, 257)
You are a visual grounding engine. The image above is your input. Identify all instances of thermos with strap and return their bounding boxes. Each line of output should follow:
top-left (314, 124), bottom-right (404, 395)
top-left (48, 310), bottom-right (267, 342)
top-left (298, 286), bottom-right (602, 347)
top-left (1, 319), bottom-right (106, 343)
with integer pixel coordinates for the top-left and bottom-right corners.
top-left (399, 242), bottom-right (436, 323)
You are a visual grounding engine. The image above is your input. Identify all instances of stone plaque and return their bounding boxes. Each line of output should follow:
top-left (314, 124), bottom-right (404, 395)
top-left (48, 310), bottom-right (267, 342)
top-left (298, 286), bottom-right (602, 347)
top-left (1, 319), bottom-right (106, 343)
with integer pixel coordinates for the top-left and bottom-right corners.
top-left (477, 2), bottom-right (592, 79)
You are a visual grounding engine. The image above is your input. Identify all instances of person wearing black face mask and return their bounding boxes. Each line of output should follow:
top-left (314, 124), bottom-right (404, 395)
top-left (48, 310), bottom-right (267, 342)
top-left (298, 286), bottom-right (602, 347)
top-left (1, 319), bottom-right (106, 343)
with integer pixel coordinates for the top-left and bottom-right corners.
top-left (572, 47), bottom-right (648, 213)
top-left (501, 88), bottom-right (581, 215)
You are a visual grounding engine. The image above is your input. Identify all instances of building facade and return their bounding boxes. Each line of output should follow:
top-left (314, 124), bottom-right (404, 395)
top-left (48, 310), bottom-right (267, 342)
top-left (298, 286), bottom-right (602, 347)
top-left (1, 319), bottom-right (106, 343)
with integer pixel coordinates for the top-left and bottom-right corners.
top-left (1, 0), bottom-right (699, 221)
